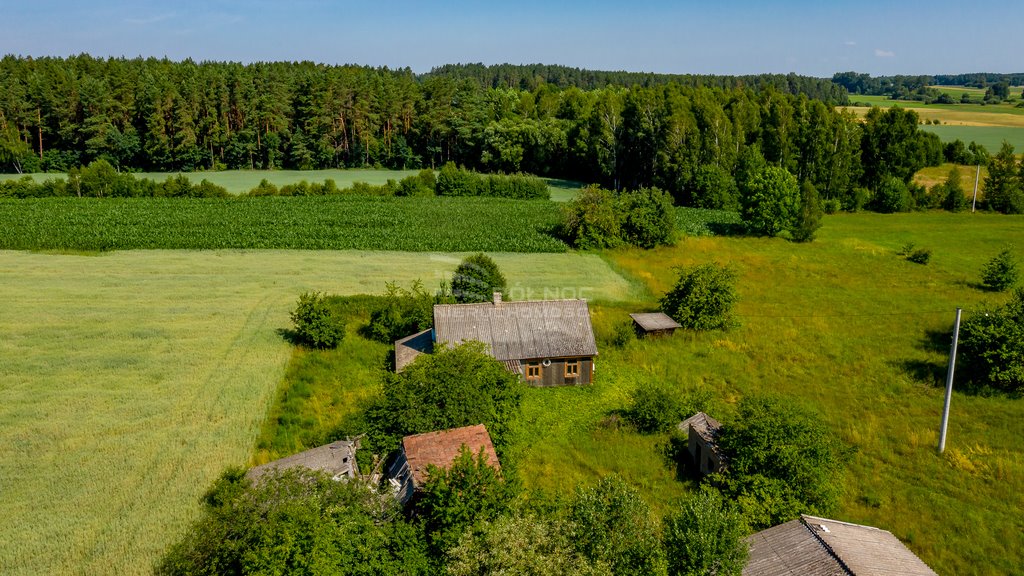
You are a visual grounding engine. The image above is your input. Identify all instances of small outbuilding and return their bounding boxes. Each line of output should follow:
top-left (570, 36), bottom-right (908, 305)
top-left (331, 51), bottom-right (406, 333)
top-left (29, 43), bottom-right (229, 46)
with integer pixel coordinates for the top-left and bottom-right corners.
top-left (629, 312), bottom-right (682, 338)
top-left (744, 515), bottom-right (938, 576)
top-left (385, 424), bottom-right (500, 505)
top-left (677, 411), bottom-right (724, 476)
top-left (246, 439), bottom-right (359, 483)
top-left (394, 328), bottom-right (433, 373)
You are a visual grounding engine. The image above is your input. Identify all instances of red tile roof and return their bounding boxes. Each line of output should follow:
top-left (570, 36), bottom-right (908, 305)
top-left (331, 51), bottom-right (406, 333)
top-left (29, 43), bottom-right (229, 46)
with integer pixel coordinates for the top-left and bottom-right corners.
top-left (401, 424), bottom-right (500, 488)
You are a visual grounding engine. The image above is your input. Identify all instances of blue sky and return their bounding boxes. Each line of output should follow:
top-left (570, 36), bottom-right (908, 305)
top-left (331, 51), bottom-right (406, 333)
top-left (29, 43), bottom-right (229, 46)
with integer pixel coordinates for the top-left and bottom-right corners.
top-left (1, 1), bottom-right (1018, 76)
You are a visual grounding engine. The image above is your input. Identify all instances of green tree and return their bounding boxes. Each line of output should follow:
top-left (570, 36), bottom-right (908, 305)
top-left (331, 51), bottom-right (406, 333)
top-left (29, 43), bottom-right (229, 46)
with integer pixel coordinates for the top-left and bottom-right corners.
top-left (663, 488), bottom-right (749, 576)
top-left (618, 187), bottom-right (676, 249)
top-left (626, 383), bottom-right (686, 434)
top-left (451, 253), bottom-right (508, 303)
top-left (688, 164), bottom-right (739, 210)
top-left (570, 475), bottom-right (668, 576)
top-left (660, 263), bottom-right (739, 331)
top-left (367, 280), bottom-right (439, 343)
top-left (740, 165), bottom-right (800, 236)
top-left (368, 342), bottom-right (523, 450)
top-left (561, 185), bottom-right (622, 249)
top-left (873, 176), bottom-right (911, 213)
top-left (414, 446), bottom-right (516, 554)
top-left (790, 180), bottom-right (823, 242)
top-left (940, 167), bottom-right (969, 212)
top-left (983, 142), bottom-right (1023, 214)
top-left (957, 289), bottom-right (1024, 395)
top-left (981, 248), bottom-right (1019, 292)
top-left (446, 514), bottom-right (612, 576)
top-left (290, 291), bottom-right (346, 349)
top-left (711, 396), bottom-right (848, 530)
top-left (156, 468), bottom-right (430, 576)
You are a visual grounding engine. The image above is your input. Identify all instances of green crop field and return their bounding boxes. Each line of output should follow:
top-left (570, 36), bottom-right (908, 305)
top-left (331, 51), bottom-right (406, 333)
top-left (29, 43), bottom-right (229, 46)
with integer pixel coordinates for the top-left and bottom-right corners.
top-left (0, 249), bottom-right (634, 575)
top-left (0, 196), bottom-right (568, 252)
top-left (920, 124), bottom-right (1024, 152)
top-left (259, 212), bottom-right (1024, 576)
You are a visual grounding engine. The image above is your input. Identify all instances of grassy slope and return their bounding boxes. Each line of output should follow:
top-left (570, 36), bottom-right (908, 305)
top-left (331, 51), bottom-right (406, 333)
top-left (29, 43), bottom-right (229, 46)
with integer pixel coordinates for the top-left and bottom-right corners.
top-left (0, 250), bottom-right (632, 576)
top-left (605, 212), bottom-right (1024, 575)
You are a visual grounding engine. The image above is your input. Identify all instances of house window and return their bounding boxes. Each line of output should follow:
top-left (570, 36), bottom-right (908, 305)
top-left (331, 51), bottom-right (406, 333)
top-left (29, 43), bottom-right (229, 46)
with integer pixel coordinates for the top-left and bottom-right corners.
top-left (526, 362), bottom-right (541, 380)
top-left (565, 360), bottom-right (580, 378)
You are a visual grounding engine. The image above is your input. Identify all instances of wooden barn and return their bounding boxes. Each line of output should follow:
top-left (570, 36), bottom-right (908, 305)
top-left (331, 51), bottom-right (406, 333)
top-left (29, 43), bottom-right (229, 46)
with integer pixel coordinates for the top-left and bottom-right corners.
top-left (430, 292), bottom-right (598, 386)
top-left (678, 411), bottom-right (724, 476)
top-left (385, 424), bottom-right (500, 505)
top-left (629, 312), bottom-right (682, 338)
top-left (744, 515), bottom-right (938, 575)
top-left (245, 439), bottom-right (359, 483)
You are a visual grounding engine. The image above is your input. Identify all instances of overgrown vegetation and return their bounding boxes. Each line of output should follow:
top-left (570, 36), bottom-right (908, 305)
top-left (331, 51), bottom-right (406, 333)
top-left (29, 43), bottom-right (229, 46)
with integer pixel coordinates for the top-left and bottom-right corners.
top-left (957, 289), bottom-right (1024, 395)
top-left (561, 185), bottom-right (675, 249)
top-left (981, 248), bottom-right (1019, 291)
top-left (290, 291), bottom-right (346, 348)
top-left (662, 488), bottom-right (749, 576)
top-left (659, 263), bottom-right (739, 331)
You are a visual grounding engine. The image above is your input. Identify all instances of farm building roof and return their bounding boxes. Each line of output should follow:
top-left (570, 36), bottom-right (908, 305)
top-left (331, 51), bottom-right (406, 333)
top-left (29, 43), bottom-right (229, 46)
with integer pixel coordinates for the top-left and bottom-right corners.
top-left (394, 329), bottom-right (433, 372)
top-left (743, 515), bottom-right (938, 576)
top-left (401, 424), bottom-right (500, 488)
top-left (433, 298), bottom-right (597, 361)
top-left (245, 439), bottom-right (358, 483)
top-left (629, 312), bottom-right (682, 332)
top-left (679, 411), bottom-right (722, 445)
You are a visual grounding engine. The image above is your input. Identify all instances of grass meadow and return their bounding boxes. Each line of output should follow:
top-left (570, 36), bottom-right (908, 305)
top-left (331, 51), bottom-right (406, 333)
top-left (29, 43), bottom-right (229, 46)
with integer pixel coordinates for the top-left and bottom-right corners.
top-left (0, 250), bottom-right (632, 575)
top-left (261, 212), bottom-right (1024, 576)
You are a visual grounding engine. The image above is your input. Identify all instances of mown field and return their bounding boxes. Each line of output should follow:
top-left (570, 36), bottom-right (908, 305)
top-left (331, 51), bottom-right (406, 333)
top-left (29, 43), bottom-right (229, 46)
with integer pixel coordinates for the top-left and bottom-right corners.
top-left (0, 196), bottom-right (568, 252)
top-left (0, 249), bottom-right (634, 575)
top-left (920, 124), bottom-right (1024, 152)
top-left (260, 212), bottom-right (1024, 576)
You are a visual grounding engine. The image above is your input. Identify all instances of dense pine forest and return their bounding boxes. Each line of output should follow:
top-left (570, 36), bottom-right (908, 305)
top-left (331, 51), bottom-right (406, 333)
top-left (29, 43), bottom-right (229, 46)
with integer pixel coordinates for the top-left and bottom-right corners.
top-left (0, 55), bottom-right (947, 208)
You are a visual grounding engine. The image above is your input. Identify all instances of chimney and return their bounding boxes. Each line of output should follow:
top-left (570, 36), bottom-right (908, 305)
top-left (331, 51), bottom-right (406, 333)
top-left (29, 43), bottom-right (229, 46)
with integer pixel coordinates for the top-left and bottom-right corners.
top-left (492, 291), bottom-right (502, 306)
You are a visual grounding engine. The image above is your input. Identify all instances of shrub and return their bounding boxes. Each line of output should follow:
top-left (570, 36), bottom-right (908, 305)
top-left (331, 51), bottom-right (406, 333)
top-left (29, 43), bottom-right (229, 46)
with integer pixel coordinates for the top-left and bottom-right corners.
top-left (940, 167), bottom-right (969, 212)
top-left (660, 263), bottom-right (739, 331)
top-left (981, 248), bottom-right (1018, 291)
top-left (618, 187), bottom-right (676, 248)
top-left (626, 384), bottom-right (685, 433)
top-left (790, 180), bottom-right (823, 243)
top-left (957, 289), bottom-right (1024, 395)
top-left (711, 395), bottom-right (848, 529)
top-left (906, 247), bottom-right (932, 264)
top-left (436, 162), bottom-right (480, 196)
top-left (451, 253), bottom-right (507, 303)
top-left (367, 281), bottom-right (438, 343)
top-left (290, 291), bottom-right (345, 348)
top-left (561, 185), bottom-right (622, 249)
top-left (874, 177), bottom-right (911, 213)
top-left (610, 320), bottom-right (636, 349)
top-left (662, 488), bottom-right (749, 576)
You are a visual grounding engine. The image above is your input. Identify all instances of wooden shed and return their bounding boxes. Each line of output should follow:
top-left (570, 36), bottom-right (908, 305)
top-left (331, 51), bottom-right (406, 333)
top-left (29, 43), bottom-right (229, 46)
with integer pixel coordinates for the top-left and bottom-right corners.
top-left (744, 515), bottom-right (938, 575)
top-left (385, 424), bottom-right (500, 505)
top-left (432, 293), bottom-right (598, 386)
top-left (677, 412), bottom-right (724, 476)
top-left (629, 312), bottom-right (682, 338)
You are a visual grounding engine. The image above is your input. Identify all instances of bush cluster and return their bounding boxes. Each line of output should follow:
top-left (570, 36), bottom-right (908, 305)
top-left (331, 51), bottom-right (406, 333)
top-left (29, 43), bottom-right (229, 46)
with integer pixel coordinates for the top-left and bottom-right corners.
top-left (290, 291), bottom-right (346, 349)
top-left (957, 288), bottom-right (1024, 395)
top-left (0, 160), bottom-right (230, 198)
top-left (561, 185), bottom-right (675, 249)
top-left (660, 263), bottom-right (739, 331)
top-left (981, 248), bottom-right (1019, 291)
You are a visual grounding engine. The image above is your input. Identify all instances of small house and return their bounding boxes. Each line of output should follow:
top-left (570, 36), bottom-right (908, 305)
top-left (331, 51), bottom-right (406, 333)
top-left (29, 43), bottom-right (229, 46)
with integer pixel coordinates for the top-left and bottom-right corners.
top-left (246, 439), bottom-right (359, 483)
top-left (744, 515), bottom-right (938, 576)
top-left (385, 424), bottom-right (500, 505)
top-left (677, 412), bottom-right (724, 476)
top-left (629, 312), bottom-right (682, 338)
top-left (432, 293), bottom-right (598, 386)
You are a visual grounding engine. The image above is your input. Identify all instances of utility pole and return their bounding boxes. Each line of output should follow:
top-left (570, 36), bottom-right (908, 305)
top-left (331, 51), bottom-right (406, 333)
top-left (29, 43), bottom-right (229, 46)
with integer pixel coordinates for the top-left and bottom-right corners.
top-left (971, 165), bottom-right (981, 213)
top-left (938, 308), bottom-right (962, 453)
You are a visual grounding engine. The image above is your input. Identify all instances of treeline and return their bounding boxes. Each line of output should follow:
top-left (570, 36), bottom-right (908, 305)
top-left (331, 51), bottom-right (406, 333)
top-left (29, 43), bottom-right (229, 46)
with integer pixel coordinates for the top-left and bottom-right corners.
top-left (427, 63), bottom-right (848, 103)
top-left (834, 71), bottom-right (1024, 102)
top-left (0, 160), bottom-right (548, 200)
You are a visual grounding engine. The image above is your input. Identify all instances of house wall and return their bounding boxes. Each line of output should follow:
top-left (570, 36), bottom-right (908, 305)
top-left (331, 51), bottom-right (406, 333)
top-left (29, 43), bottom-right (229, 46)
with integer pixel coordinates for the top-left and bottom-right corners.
top-left (522, 357), bottom-right (593, 387)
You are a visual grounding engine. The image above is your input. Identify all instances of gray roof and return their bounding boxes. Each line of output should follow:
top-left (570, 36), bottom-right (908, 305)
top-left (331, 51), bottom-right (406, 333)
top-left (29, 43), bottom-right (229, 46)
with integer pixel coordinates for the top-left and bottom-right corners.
top-left (395, 329), bottom-right (433, 372)
top-left (743, 515), bottom-right (937, 576)
top-left (433, 299), bottom-right (597, 361)
top-left (679, 411), bottom-right (723, 445)
top-left (629, 312), bottom-right (682, 331)
top-left (246, 440), bottom-right (358, 482)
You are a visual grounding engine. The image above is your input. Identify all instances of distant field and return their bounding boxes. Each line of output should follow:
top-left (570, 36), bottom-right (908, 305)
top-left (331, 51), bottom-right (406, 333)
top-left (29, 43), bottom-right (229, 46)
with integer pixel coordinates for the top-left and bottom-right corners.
top-left (921, 125), bottom-right (1024, 151)
top-left (0, 249), bottom-right (634, 575)
top-left (914, 163), bottom-right (987, 192)
top-left (0, 169), bottom-right (584, 200)
top-left (0, 196), bottom-right (568, 252)
top-left (843, 95), bottom-right (1024, 121)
